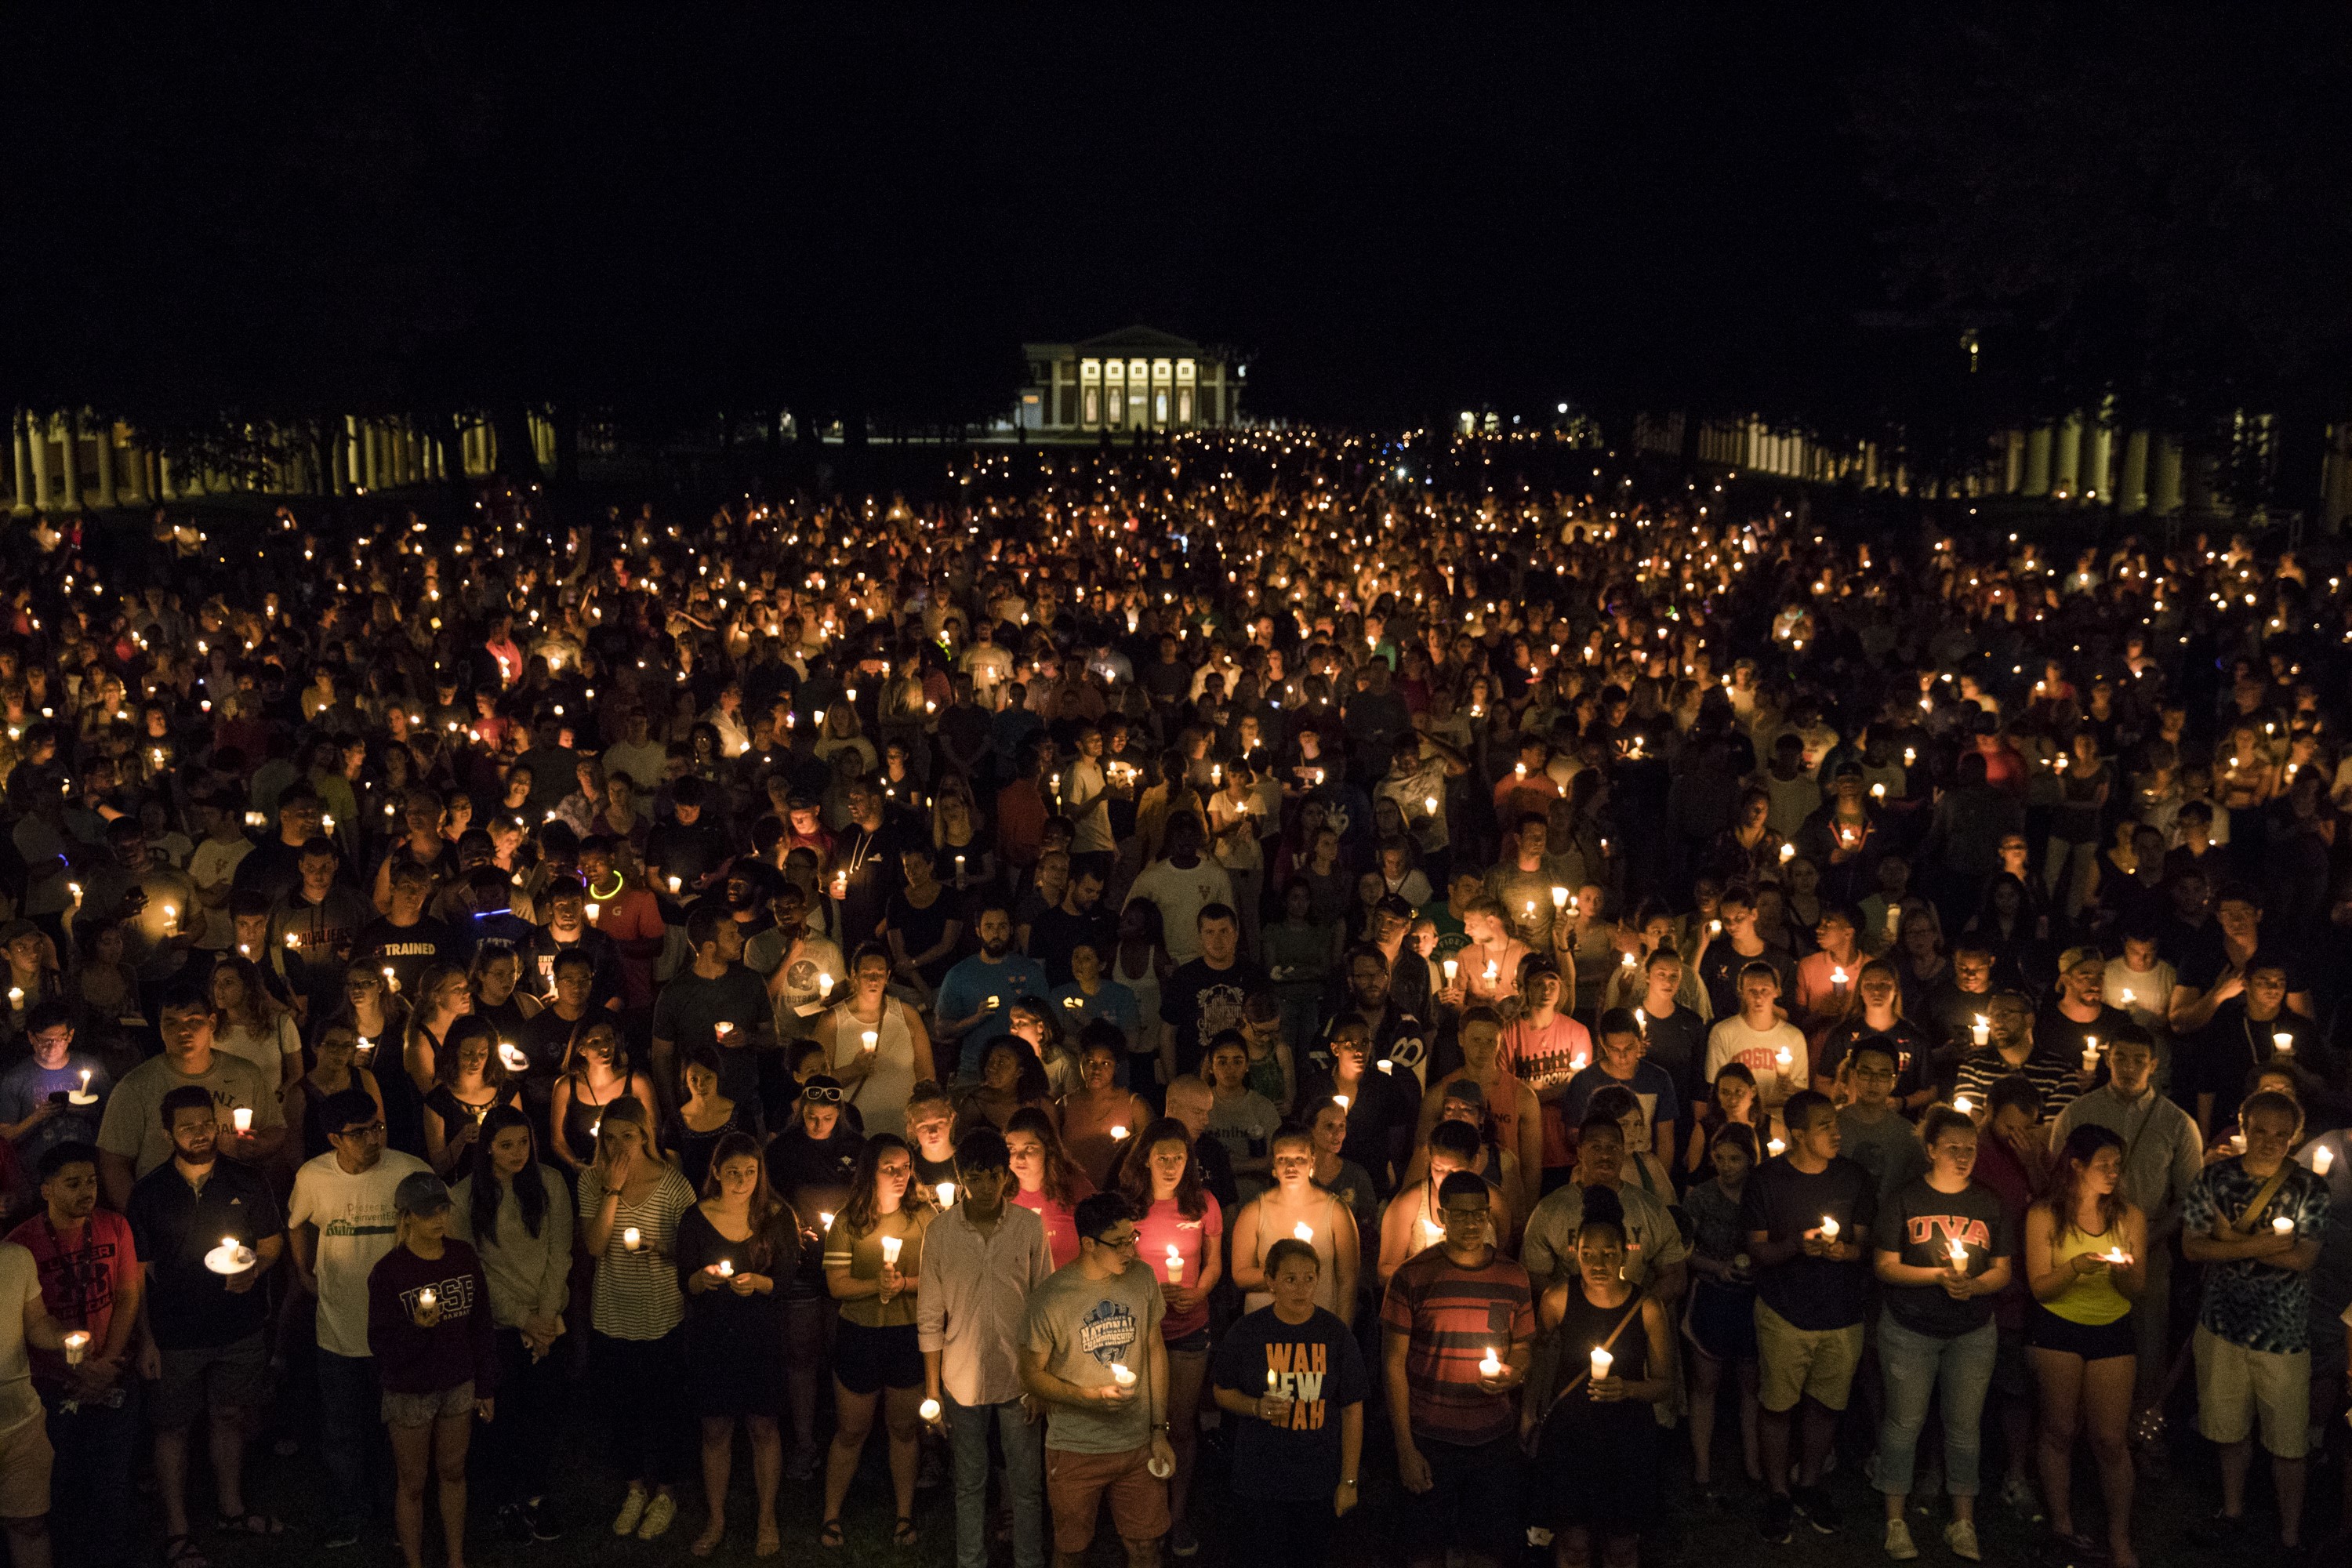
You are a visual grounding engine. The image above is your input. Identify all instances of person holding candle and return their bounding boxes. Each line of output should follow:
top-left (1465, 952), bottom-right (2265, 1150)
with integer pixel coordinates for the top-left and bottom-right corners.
top-left (1704, 961), bottom-right (1809, 1129)
top-left (1789, 904), bottom-right (1867, 1030)
top-left (447, 1106), bottom-right (569, 1545)
top-left (576, 1096), bottom-right (695, 1541)
top-left (818, 1133), bottom-right (930, 1548)
top-left (0, 1006), bottom-right (108, 1172)
top-left (365, 1171), bottom-right (495, 1568)
top-left (2023, 1122), bottom-right (2147, 1563)
top-left (936, 903), bottom-right (1051, 1080)
top-left (8, 1142), bottom-right (143, 1568)
top-left (1207, 1236), bottom-right (1369, 1568)
top-left (289, 1086), bottom-right (431, 1549)
top-left (917, 1127), bottom-right (1054, 1568)
top-left (1869, 1105), bottom-right (2014, 1561)
top-left (419, 1017), bottom-right (519, 1180)
top-left (816, 944), bottom-right (933, 1140)
top-left (1951, 989), bottom-right (2083, 1125)
top-left (203, 956), bottom-right (303, 1098)
top-left (764, 1075), bottom-right (863, 1482)
top-left (0, 1221), bottom-right (78, 1568)
top-left (1058, 1030), bottom-right (1155, 1191)
top-left (1231, 1126), bottom-right (1358, 1320)
top-left (1682, 1122), bottom-right (1762, 1497)
top-left (547, 1017), bottom-right (659, 1175)
top-left (677, 1131), bottom-right (796, 1556)
top-left (129, 1084), bottom-right (287, 1555)
top-left (1526, 1186), bottom-right (1673, 1568)
top-left (1740, 1089), bottom-right (1874, 1543)
top-left (2179, 1091), bottom-right (2328, 1555)
top-left (1380, 1171), bottom-right (1532, 1568)
top-left (1018, 1192), bottom-right (1173, 1568)
top-left (652, 905), bottom-right (779, 1122)
top-left (660, 1043), bottom-right (762, 1195)
top-left (95, 981), bottom-right (284, 1210)
top-left (1119, 1116), bottom-right (1221, 1554)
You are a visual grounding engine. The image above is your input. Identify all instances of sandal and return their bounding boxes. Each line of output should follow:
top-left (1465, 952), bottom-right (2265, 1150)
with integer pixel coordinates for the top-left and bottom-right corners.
top-left (164, 1537), bottom-right (211, 1568)
top-left (216, 1511), bottom-right (287, 1537)
top-left (893, 1516), bottom-right (919, 1548)
top-left (818, 1519), bottom-right (844, 1549)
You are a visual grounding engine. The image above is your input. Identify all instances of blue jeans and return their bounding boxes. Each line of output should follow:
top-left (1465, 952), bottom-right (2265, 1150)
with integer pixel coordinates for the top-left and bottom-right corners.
top-left (316, 1351), bottom-right (381, 1533)
top-left (947, 1395), bottom-right (1044, 1568)
top-left (1875, 1312), bottom-right (1996, 1497)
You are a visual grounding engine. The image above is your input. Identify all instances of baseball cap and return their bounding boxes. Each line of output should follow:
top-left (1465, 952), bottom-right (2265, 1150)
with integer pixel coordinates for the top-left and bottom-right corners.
top-left (2057, 946), bottom-right (2103, 975)
top-left (394, 1171), bottom-right (454, 1216)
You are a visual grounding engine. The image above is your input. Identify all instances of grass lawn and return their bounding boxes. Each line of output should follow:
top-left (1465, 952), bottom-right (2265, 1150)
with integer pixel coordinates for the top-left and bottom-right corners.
top-left (174, 1377), bottom-right (2330, 1568)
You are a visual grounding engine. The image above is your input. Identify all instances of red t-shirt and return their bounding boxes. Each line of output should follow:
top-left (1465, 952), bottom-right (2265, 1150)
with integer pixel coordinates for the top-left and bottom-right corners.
top-left (6, 1210), bottom-right (138, 1384)
top-left (1135, 1192), bottom-right (1224, 1341)
top-left (1378, 1247), bottom-right (1535, 1447)
top-left (1011, 1181), bottom-right (1094, 1272)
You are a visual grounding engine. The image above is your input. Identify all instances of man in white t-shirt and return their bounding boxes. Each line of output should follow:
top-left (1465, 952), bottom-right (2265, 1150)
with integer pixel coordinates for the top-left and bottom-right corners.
top-left (1704, 960), bottom-right (1809, 1114)
top-left (96, 984), bottom-right (286, 1207)
top-left (0, 1236), bottom-right (67, 1564)
top-left (185, 797), bottom-right (255, 952)
top-left (1121, 816), bottom-right (1233, 967)
top-left (288, 1087), bottom-right (430, 1549)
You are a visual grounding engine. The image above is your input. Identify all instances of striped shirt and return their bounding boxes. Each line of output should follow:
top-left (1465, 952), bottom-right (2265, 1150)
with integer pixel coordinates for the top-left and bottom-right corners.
top-left (1952, 1045), bottom-right (2082, 1122)
top-left (1379, 1247), bottom-right (1534, 1447)
top-left (577, 1164), bottom-right (694, 1340)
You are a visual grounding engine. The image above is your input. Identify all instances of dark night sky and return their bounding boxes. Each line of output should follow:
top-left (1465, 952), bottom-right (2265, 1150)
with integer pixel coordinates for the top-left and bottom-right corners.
top-left (3, 7), bottom-right (2345, 445)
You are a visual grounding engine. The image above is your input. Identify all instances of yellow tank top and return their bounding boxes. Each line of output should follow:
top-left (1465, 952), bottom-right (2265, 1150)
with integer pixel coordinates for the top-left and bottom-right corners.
top-left (2044, 1220), bottom-right (2131, 1327)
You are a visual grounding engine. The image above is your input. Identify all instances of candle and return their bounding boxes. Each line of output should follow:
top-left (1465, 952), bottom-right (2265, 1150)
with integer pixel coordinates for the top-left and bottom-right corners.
top-left (1377, 1059), bottom-right (1396, 1075)
top-left (1953, 1094), bottom-right (1975, 1115)
top-left (1774, 1046), bottom-right (1793, 1071)
top-left (1109, 1124), bottom-right (1129, 1140)
top-left (1588, 1346), bottom-right (1612, 1381)
top-left (622, 1227), bottom-right (641, 1252)
top-left (1266, 1367), bottom-right (1280, 1393)
top-left (1947, 1238), bottom-right (1968, 1268)
top-left (716, 1259), bottom-right (735, 1279)
top-left (819, 1211), bottom-right (835, 1230)
top-left (2117, 988), bottom-right (2135, 1007)
top-left (1442, 957), bottom-right (1458, 984)
top-left (1550, 885), bottom-right (1569, 909)
top-left (936, 1182), bottom-right (956, 1207)
top-left (1165, 1244), bottom-right (1184, 1284)
top-left (986, 995), bottom-right (1001, 1011)
top-left (67, 1068), bottom-right (95, 1105)
top-left (2317, 1145), bottom-right (2336, 1176)
top-left (1110, 1362), bottom-right (1137, 1388)
top-left (1819, 1215), bottom-right (1840, 1241)
top-left (205, 1237), bottom-right (253, 1274)
top-left (1478, 1347), bottom-right (1503, 1378)
top-left (1293, 1221), bottom-right (1313, 1243)
top-left (919, 1397), bottom-right (942, 1421)
top-left (713, 1022), bottom-right (734, 1041)
top-left (1333, 1094), bottom-right (1350, 1110)
top-left (416, 1287), bottom-right (437, 1312)
top-left (1779, 842), bottom-right (1795, 862)
top-left (862, 1029), bottom-right (878, 1053)
top-left (2272, 1214), bottom-right (2295, 1236)
top-left (1830, 967), bottom-right (1848, 988)
top-left (2100, 1246), bottom-right (2130, 1265)
top-left (499, 1041), bottom-right (528, 1072)
top-left (668, 876), bottom-right (683, 895)
top-left (584, 902), bottom-right (600, 922)
top-left (880, 1235), bottom-right (903, 1265)
top-left (1425, 795), bottom-right (1439, 815)
top-left (2081, 1040), bottom-right (2100, 1073)
top-left (2273, 1032), bottom-right (2293, 1055)
top-left (1766, 1137), bottom-right (1786, 1156)
top-left (231, 1107), bottom-right (252, 1134)
top-left (62, 1330), bottom-right (89, 1367)
top-left (1970, 1014), bottom-right (1990, 1047)
top-left (8, 988), bottom-right (23, 1011)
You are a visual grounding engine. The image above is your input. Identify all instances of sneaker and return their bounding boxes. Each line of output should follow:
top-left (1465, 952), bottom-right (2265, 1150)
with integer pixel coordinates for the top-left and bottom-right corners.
top-left (321, 1525), bottom-right (361, 1551)
top-left (1170, 1520), bottom-right (1200, 1559)
top-left (612, 1486), bottom-right (648, 1537)
top-left (1999, 1472), bottom-right (2042, 1521)
top-left (1795, 1485), bottom-right (1840, 1535)
top-left (1761, 1494), bottom-right (1795, 1545)
top-left (524, 1501), bottom-right (561, 1542)
top-left (636, 1493), bottom-right (677, 1541)
top-left (499, 1504), bottom-right (534, 1545)
top-left (1943, 1519), bottom-right (1981, 1562)
top-left (1883, 1519), bottom-right (1918, 1561)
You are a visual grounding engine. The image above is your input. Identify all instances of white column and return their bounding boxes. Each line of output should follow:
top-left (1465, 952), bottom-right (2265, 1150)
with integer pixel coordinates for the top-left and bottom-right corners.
top-left (2024, 426), bottom-right (2053, 495)
top-left (26, 413), bottom-right (50, 510)
top-left (2151, 437), bottom-right (2183, 515)
top-left (2117, 430), bottom-right (2149, 514)
top-left (2081, 408), bottom-right (2112, 503)
top-left (94, 422), bottom-right (117, 509)
top-left (9, 412), bottom-right (31, 516)
top-left (2053, 413), bottom-right (2082, 497)
top-left (60, 413), bottom-right (82, 510)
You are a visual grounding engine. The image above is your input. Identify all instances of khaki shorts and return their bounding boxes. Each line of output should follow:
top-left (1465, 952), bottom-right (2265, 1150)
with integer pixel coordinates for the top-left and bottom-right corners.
top-left (2192, 1325), bottom-right (2309, 1458)
top-left (0, 1414), bottom-right (53, 1520)
top-left (1755, 1301), bottom-right (1864, 1414)
top-left (1045, 1444), bottom-right (1168, 1553)
top-left (381, 1380), bottom-right (476, 1431)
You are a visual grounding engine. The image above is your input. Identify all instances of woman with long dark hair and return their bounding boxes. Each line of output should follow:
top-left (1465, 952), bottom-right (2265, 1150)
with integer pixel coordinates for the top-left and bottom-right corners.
top-left (1004, 1105), bottom-right (1094, 1269)
top-left (679, 1131), bottom-right (797, 1557)
top-left (422, 1017), bottom-right (518, 1178)
top-left (448, 1106), bottom-right (569, 1541)
top-left (819, 1133), bottom-right (929, 1548)
top-left (2024, 1123), bottom-right (2146, 1566)
top-left (1119, 1116), bottom-right (1223, 1557)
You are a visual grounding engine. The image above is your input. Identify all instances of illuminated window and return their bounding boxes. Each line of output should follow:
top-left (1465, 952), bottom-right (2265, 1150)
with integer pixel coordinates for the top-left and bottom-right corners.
top-left (1156, 390), bottom-right (1168, 424)
top-left (1083, 387), bottom-right (1099, 426)
top-left (1178, 387), bottom-right (1192, 424)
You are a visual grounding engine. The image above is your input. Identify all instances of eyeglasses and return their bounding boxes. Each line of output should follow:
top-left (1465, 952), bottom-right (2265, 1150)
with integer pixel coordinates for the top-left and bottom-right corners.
top-left (331, 1122), bottom-right (387, 1139)
top-left (802, 1085), bottom-right (847, 1105)
top-left (1095, 1229), bottom-right (1141, 1250)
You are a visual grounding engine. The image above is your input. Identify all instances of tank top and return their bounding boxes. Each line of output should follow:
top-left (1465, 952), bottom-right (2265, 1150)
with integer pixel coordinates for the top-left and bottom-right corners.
top-left (826, 999), bottom-right (916, 1138)
top-left (561, 1073), bottom-right (629, 1164)
top-left (2042, 1215), bottom-right (2132, 1326)
top-left (1112, 944), bottom-right (1162, 1055)
top-left (1241, 1190), bottom-right (1343, 1315)
top-left (1544, 1277), bottom-right (1648, 1421)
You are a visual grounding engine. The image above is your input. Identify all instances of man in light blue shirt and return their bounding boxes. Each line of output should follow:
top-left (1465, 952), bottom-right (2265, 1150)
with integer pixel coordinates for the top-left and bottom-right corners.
top-left (936, 903), bottom-right (1048, 1079)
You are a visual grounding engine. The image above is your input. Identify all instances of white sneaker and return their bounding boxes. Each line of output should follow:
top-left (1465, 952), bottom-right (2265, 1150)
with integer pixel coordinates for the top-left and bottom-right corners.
top-left (1943, 1520), bottom-right (1980, 1562)
top-left (612, 1485), bottom-right (648, 1536)
top-left (1884, 1519), bottom-right (1919, 1561)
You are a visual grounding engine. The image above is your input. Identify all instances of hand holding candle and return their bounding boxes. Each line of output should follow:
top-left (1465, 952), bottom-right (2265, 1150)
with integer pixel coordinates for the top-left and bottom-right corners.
top-left (622, 1226), bottom-right (642, 1252)
top-left (62, 1330), bottom-right (90, 1367)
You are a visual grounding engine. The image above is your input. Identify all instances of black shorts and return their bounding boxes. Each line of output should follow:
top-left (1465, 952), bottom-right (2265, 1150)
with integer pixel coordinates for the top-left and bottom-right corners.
top-left (833, 1319), bottom-right (924, 1394)
top-left (2028, 1302), bottom-right (2133, 1362)
top-left (1405, 1434), bottom-right (1525, 1558)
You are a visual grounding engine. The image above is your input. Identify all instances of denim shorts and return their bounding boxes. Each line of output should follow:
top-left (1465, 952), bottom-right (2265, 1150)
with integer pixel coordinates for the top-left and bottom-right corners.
top-left (382, 1379), bottom-right (476, 1428)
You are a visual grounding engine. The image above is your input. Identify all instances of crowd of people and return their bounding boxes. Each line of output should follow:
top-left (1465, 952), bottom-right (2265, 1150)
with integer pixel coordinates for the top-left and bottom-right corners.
top-left (0, 432), bottom-right (2344, 1568)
